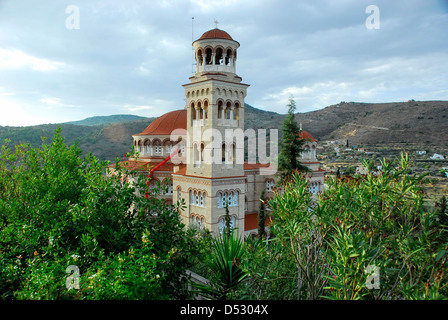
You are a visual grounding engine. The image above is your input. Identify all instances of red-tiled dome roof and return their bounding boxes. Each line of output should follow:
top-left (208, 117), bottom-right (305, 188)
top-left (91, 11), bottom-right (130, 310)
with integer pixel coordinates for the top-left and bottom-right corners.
top-left (197, 28), bottom-right (233, 41)
top-left (300, 131), bottom-right (318, 142)
top-left (134, 109), bottom-right (187, 136)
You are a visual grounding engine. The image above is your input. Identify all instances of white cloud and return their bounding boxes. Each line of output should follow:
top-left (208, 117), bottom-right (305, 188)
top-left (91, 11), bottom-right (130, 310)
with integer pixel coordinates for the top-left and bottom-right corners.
top-left (40, 97), bottom-right (77, 109)
top-left (127, 105), bottom-right (153, 112)
top-left (40, 97), bottom-right (61, 105)
top-left (0, 48), bottom-right (65, 72)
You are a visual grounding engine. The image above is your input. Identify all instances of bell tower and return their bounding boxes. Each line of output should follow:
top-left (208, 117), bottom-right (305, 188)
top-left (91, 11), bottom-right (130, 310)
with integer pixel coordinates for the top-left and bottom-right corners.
top-left (184, 27), bottom-right (249, 178)
top-left (174, 27), bottom-right (250, 235)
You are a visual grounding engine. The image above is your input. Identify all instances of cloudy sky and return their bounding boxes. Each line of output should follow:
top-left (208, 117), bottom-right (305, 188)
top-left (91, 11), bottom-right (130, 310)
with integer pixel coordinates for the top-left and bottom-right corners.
top-left (1, 0), bottom-right (447, 126)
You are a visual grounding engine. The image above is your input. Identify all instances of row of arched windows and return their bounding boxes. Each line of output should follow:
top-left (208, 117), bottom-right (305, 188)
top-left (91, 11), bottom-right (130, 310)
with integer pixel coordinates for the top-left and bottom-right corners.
top-left (191, 214), bottom-right (206, 229)
top-left (148, 180), bottom-right (173, 196)
top-left (217, 100), bottom-right (240, 121)
top-left (186, 88), bottom-right (244, 99)
top-left (192, 142), bottom-right (236, 167)
top-left (190, 190), bottom-right (207, 208)
top-left (134, 139), bottom-right (185, 157)
top-left (217, 191), bottom-right (239, 208)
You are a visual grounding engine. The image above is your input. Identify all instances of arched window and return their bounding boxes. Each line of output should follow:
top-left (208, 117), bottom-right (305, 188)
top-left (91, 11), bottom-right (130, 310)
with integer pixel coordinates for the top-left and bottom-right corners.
top-left (218, 100), bottom-right (223, 119)
top-left (166, 182), bottom-right (173, 195)
top-left (154, 141), bottom-right (162, 154)
top-left (201, 143), bottom-right (205, 163)
top-left (190, 190), bottom-right (194, 205)
top-left (217, 192), bottom-right (222, 208)
top-left (233, 191), bottom-right (238, 207)
top-left (165, 143), bottom-right (172, 154)
top-left (195, 191), bottom-right (199, 206)
top-left (200, 192), bottom-right (204, 207)
top-left (225, 102), bottom-right (231, 119)
top-left (222, 143), bottom-right (226, 163)
top-left (138, 140), bottom-right (143, 153)
top-left (177, 187), bottom-right (182, 203)
top-left (222, 192), bottom-right (228, 208)
top-left (266, 179), bottom-right (274, 192)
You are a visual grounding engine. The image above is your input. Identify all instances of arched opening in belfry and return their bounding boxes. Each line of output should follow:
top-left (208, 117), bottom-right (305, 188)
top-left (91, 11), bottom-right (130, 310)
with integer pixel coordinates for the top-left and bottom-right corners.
top-left (197, 49), bottom-right (203, 64)
top-left (225, 49), bottom-right (232, 65)
top-left (215, 47), bottom-right (223, 65)
top-left (205, 48), bottom-right (213, 65)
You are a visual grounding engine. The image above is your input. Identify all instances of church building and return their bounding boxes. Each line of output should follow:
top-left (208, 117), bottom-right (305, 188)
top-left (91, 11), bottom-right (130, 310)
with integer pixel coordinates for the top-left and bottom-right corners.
top-left (116, 27), bottom-right (325, 237)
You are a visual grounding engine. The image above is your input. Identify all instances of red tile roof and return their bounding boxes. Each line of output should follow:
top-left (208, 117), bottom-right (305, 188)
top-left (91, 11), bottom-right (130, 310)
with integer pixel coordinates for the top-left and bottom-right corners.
top-left (300, 131), bottom-right (318, 142)
top-left (198, 28), bottom-right (233, 41)
top-left (134, 109), bottom-right (187, 136)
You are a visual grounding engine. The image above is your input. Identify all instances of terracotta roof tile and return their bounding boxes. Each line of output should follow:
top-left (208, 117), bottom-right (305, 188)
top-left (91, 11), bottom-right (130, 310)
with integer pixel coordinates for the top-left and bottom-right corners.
top-left (134, 109), bottom-right (187, 136)
top-left (300, 131), bottom-right (318, 142)
top-left (198, 28), bottom-right (233, 41)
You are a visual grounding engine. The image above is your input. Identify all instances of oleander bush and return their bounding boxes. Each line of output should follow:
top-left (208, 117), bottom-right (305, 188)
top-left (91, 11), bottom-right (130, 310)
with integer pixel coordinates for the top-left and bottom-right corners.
top-left (239, 154), bottom-right (447, 299)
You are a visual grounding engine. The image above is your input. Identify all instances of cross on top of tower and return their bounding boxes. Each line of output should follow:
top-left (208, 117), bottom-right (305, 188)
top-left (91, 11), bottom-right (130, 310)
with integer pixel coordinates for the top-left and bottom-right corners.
top-left (214, 19), bottom-right (219, 29)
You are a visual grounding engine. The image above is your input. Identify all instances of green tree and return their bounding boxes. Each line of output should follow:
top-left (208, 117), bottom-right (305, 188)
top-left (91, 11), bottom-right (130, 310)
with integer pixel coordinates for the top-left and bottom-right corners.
top-left (278, 96), bottom-right (309, 180)
top-left (0, 127), bottom-right (201, 299)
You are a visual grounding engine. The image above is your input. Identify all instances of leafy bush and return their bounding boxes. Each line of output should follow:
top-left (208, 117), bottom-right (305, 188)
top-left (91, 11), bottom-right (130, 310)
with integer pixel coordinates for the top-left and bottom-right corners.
top-left (0, 128), bottom-right (201, 299)
top-left (239, 153), bottom-right (447, 300)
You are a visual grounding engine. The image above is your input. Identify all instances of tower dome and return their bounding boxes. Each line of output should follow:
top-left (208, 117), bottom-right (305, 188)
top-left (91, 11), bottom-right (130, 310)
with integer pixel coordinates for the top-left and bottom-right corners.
top-left (197, 28), bottom-right (234, 41)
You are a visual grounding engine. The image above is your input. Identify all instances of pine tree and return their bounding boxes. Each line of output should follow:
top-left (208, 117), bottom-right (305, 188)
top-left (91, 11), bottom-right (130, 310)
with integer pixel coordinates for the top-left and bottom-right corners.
top-left (278, 96), bottom-right (309, 180)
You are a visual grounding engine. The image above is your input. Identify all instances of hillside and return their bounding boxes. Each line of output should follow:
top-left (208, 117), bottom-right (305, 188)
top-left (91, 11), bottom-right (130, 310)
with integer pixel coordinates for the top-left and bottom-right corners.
top-left (1, 100), bottom-right (447, 161)
top-left (294, 100), bottom-right (448, 147)
top-left (65, 114), bottom-right (146, 126)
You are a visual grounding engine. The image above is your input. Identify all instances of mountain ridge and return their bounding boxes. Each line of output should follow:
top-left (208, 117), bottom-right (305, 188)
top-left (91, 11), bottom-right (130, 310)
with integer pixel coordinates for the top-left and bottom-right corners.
top-left (1, 100), bottom-right (447, 160)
